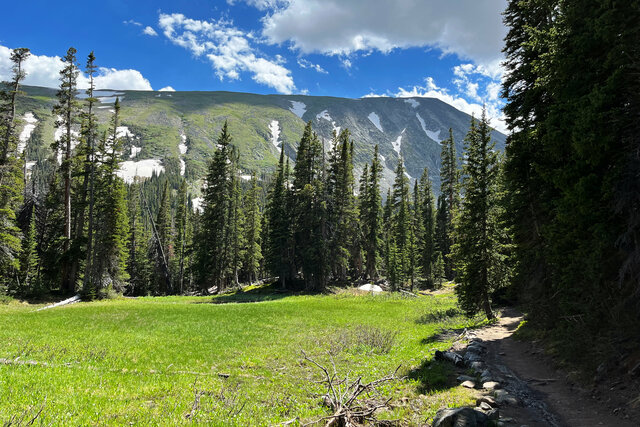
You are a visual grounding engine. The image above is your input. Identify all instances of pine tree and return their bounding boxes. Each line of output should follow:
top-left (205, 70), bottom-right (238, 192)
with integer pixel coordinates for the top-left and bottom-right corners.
top-left (419, 168), bottom-right (436, 285)
top-left (292, 121), bottom-right (327, 290)
top-left (127, 185), bottom-right (151, 296)
top-left (0, 47), bottom-right (29, 292)
top-left (52, 47), bottom-right (80, 293)
top-left (243, 173), bottom-right (263, 283)
top-left (451, 111), bottom-right (507, 319)
top-left (174, 179), bottom-right (188, 293)
top-left (153, 180), bottom-right (172, 294)
top-left (228, 153), bottom-right (245, 287)
top-left (196, 121), bottom-right (234, 291)
top-left (390, 157), bottom-right (411, 289)
top-left (363, 146), bottom-right (383, 280)
top-left (265, 148), bottom-right (290, 288)
top-left (409, 181), bottom-right (422, 290)
top-left (327, 129), bottom-right (357, 283)
top-left (17, 205), bottom-right (39, 295)
top-left (438, 128), bottom-right (458, 279)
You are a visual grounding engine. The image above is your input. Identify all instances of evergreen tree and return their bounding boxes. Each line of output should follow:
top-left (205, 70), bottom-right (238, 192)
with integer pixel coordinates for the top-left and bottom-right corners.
top-left (363, 146), bottom-right (383, 280)
top-left (52, 47), bottom-right (80, 293)
top-left (153, 180), bottom-right (172, 294)
top-left (17, 205), bottom-right (39, 295)
top-left (0, 47), bottom-right (29, 292)
top-left (292, 121), bottom-right (327, 290)
top-left (419, 168), bottom-right (436, 285)
top-left (327, 129), bottom-right (357, 283)
top-left (243, 174), bottom-right (262, 283)
top-left (390, 157), bottom-right (411, 289)
top-left (438, 128), bottom-right (458, 279)
top-left (451, 112), bottom-right (507, 319)
top-left (174, 179), bottom-right (188, 293)
top-left (265, 148), bottom-right (290, 288)
top-left (127, 185), bottom-right (151, 296)
top-left (196, 121), bottom-right (234, 291)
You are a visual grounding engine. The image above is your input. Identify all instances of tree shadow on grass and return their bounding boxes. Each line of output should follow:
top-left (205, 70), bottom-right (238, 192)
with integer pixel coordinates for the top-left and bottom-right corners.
top-left (197, 280), bottom-right (313, 304)
top-left (407, 359), bottom-right (459, 394)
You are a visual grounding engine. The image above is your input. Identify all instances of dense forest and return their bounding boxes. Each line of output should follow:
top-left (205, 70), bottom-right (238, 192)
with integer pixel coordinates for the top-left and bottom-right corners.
top-left (0, 0), bottom-right (638, 368)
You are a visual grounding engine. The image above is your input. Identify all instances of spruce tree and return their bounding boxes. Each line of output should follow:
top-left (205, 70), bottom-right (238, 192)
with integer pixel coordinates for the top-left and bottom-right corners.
top-left (364, 145), bottom-right (383, 280)
top-left (17, 205), bottom-right (39, 295)
top-left (419, 168), bottom-right (436, 285)
top-left (438, 128), bottom-right (458, 279)
top-left (174, 179), bottom-right (188, 293)
top-left (52, 47), bottom-right (80, 293)
top-left (243, 174), bottom-right (262, 283)
top-left (196, 121), bottom-right (233, 291)
top-left (451, 111), bottom-right (507, 319)
top-left (0, 47), bottom-right (29, 292)
top-left (265, 148), bottom-right (290, 288)
top-left (153, 180), bottom-right (172, 294)
top-left (390, 157), bottom-right (411, 289)
top-left (127, 185), bottom-right (151, 295)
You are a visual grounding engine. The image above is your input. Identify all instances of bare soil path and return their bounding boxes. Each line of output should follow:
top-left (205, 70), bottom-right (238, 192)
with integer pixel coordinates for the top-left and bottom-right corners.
top-left (474, 308), bottom-right (636, 426)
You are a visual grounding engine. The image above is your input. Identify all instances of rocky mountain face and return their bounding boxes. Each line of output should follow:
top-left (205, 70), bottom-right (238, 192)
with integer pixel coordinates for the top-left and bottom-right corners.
top-left (16, 85), bottom-right (506, 194)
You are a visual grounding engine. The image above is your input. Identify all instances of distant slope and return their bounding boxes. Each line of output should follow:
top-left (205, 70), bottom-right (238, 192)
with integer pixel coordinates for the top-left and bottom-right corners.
top-left (16, 85), bottom-right (506, 193)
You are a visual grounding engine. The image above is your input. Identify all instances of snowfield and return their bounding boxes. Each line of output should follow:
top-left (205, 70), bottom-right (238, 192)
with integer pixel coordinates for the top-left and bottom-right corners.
top-left (289, 101), bottom-right (306, 118)
top-left (269, 120), bottom-right (281, 152)
top-left (18, 112), bottom-right (38, 154)
top-left (416, 113), bottom-right (442, 142)
top-left (368, 112), bottom-right (383, 133)
top-left (316, 110), bottom-right (341, 136)
top-left (391, 129), bottom-right (405, 155)
top-left (404, 99), bottom-right (420, 108)
top-left (116, 159), bottom-right (165, 184)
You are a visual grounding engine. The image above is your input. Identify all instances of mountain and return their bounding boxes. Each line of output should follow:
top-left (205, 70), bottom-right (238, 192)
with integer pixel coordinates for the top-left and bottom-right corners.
top-left (15, 85), bottom-right (506, 195)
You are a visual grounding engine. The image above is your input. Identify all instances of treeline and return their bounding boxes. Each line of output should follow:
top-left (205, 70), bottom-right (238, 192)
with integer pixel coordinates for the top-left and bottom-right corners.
top-left (502, 0), bottom-right (639, 359)
top-left (0, 45), bottom-right (508, 318)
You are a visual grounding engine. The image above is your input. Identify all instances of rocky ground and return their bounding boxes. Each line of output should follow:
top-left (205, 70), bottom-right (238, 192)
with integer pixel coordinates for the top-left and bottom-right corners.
top-left (432, 308), bottom-right (638, 427)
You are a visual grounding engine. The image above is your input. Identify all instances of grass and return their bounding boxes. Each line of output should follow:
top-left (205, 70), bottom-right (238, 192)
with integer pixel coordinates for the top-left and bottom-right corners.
top-left (0, 287), bottom-right (484, 426)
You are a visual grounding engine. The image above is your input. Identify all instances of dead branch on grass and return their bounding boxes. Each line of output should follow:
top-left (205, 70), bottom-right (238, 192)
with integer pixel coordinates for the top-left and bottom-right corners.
top-left (301, 350), bottom-right (402, 427)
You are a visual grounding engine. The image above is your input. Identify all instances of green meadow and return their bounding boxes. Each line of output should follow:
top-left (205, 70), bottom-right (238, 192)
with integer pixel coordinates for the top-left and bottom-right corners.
top-left (0, 287), bottom-right (484, 426)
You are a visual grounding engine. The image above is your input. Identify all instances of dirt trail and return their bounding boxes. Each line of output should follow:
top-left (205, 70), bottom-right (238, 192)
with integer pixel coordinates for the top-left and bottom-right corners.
top-left (475, 308), bottom-right (635, 427)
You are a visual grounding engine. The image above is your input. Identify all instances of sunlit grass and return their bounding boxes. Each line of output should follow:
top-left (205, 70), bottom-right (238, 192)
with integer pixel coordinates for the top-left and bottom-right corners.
top-left (0, 288), bottom-right (482, 425)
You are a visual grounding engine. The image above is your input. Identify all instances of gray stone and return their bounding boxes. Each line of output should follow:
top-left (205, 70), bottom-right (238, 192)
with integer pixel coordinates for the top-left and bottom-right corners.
top-left (470, 361), bottom-right (484, 372)
top-left (461, 380), bottom-right (476, 389)
top-left (457, 375), bottom-right (476, 383)
top-left (476, 396), bottom-right (497, 408)
top-left (432, 407), bottom-right (489, 427)
top-left (494, 389), bottom-right (519, 406)
top-left (464, 352), bottom-right (483, 363)
top-left (483, 381), bottom-right (501, 390)
top-left (479, 401), bottom-right (493, 411)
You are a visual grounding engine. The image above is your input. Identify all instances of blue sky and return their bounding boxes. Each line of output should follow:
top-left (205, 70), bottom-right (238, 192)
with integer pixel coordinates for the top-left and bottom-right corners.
top-left (0, 0), bottom-right (508, 130)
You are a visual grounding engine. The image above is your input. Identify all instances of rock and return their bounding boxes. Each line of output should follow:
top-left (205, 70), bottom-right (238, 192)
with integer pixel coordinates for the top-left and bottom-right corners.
top-left (483, 381), bottom-right (501, 390)
top-left (464, 352), bottom-right (483, 363)
top-left (494, 389), bottom-right (519, 406)
top-left (470, 361), bottom-right (484, 372)
top-left (476, 396), bottom-right (497, 408)
top-left (432, 407), bottom-right (489, 427)
top-left (457, 375), bottom-right (476, 383)
top-left (461, 380), bottom-right (476, 389)
top-left (358, 283), bottom-right (383, 293)
top-left (479, 401), bottom-right (493, 411)
top-left (435, 350), bottom-right (465, 367)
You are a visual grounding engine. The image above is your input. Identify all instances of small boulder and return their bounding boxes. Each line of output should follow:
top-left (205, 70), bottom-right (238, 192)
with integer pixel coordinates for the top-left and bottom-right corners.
top-left (457, 375), bottom-right (476, 383)
top-left (461, 380), bottom-right (476, 389)
top-left (432, 407), bottom-right (489, 427)
top-left (476, 396), bottom-right (497, 408)
top-left (483, 381), bottom-right (501, 390)
top-left (494, 389), bottom-right (519, 406)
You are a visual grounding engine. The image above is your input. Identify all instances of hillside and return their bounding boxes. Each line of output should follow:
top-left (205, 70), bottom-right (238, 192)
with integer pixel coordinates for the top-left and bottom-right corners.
top-left (16, 85), bottom-right (506, 194)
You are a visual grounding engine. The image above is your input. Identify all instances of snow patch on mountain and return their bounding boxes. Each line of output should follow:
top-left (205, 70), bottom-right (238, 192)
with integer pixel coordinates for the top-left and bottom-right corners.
top-left (368, 112), bottom-right (383, 133)
top-left (289, 101), bottom-right (306, 118)
top-left (129, 146), bottom-right (142, 158)
top-left (404, 99), bottom-right (420, 108)
top-left (18, 112), bottom-right (38, 154)
top-left (391, 129), bottom-right (405, 155)
top-left (116, 126), bottom-right (135, 139)
top-left (116, 159), bottom-right (165, 184)
top-left (269, 120), bottom-right (281, 152)
top-left (317, 110), bottom-right (341, 135)
top-left (415, 113), bottom-right (442, 143)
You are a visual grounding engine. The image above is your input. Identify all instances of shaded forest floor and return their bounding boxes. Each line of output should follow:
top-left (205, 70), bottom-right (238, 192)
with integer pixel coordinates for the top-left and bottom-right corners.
top-left (0, 285), bottom-right (489, 426)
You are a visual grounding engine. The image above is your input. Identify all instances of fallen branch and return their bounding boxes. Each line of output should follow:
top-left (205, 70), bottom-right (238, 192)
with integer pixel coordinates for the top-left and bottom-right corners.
top-left (301, 350), bottom-right (401, 426)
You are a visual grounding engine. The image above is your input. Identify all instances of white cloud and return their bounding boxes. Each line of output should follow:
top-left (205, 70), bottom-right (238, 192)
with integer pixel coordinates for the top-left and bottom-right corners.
top-left (124, 19), bottom-right (143, 27)
top-left (260, 0), bottom-right (507, 68)
top-left (159, 86), bottom-right (176, 92)
top-left (158, 13), bottom-right (296, 94)
top-left (227, 0), bottom-right (287, 10)
top-left (0, 45), bottom-right (153, 91)
top-left (394, 77), bottom-right (507, 134)
top-left (143, 26), bottom-right (158, 36)
top-left (297, 58), bottom-right (327, 74)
